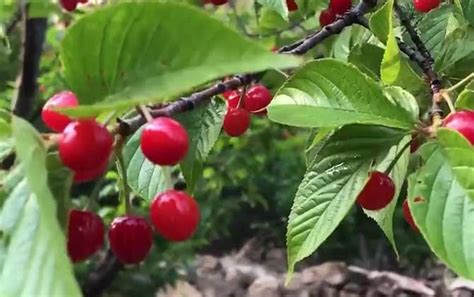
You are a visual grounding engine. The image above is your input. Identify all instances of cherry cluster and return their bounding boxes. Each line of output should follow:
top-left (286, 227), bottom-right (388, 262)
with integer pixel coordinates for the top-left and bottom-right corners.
top-left (67, 189), bottom-right (199, 264)
top-left (355, 110), bottom-right (474, 232)
top-left (318, 0), bottom-right (352, 27)
top-left (222, 84), bottom-right (273, 137)
top-left (60, 0), bottom-right (88, 12)
top-left (42, 92), bottom-right (200, 264)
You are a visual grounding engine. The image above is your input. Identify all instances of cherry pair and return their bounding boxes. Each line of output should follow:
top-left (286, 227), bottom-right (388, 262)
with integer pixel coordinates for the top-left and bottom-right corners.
top-left (42, 91), bottom-right (113, 183)
top-left (60, 0), bottom-right (87, 12)
top-left (68, 190), bottom-right (200, 264)
top-left (67, 210), bottom-right (153, 264)
top-left (319, 0), bottom-right (352, 27)
top-left (222, 84), bottom-right (272, 137)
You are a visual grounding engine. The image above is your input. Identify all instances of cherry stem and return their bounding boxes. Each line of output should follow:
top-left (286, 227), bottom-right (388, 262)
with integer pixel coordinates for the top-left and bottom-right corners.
top-left (446, 73), bottom-right (474, 93)
top-left (383, 139), bottom-right (412, 175)
top-left (138, 105), bottom-right (153, 123)
top-left (114, 136), bottom-right (132, 214)
top-left (238, 85), bottom-right (248, 108)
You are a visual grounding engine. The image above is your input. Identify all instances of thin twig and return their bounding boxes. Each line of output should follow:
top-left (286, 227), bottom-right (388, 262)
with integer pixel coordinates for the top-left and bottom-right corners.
top-left (117, 0), bottom-right (377, 137)
top-left (81, 250), bottom-right (123, 297)
top-left (394, 2), bottom-right (442, 116)
top-left (5, 5), bottom-right (22, 35)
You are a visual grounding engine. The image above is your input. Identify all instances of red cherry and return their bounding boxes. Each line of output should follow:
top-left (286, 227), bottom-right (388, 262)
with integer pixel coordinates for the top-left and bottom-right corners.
top-left (227, 91), bottom-right (247, 109)
top-left (108, 216), bottom-right (153, 264)
top-left (319, 9), bottom-right (336, 27)
top-left (67, 209), bottom-right (104, 263)
top-left (151, 190), bottom-right (200, 241)
top-left (42, 91), bottom-right (78, 133)
top-left (443, 110), bottom-right (474, 145)
top-left (329, 0), bottom-right (352, 14)
top-left (222, 90), bottom-right (234, 99)
top-left (73, 160), bottom-right (108, 184)
top-left (413, 0), bottom-right (440, 12)
top-left (244, 85), bottom-right (272, 113)
top-left (223, 108), bottom-right (250, 137)
top-left (286, 0), bottom-right (298, 11)
top-left (78, 0), bottom-right (87, 3)
top-left (140, 117), bottom-right (189, 166)
top-left (356, 171), bottom-right (395, 210)
top-left (210, 0), bottom-right (228, 5)
top-left (60, 0), bottom-right (78, 11)
top-left (59, 120), bottom-right (114, 171)
top-left (403, 199), bottom-right (419, 232)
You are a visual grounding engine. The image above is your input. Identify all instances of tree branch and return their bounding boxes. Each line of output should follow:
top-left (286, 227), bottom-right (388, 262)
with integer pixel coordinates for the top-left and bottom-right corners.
top-left (11, 5), bottom-right (47, 119)
top-left (117, 0), bottom-right (377, 137)
top-left (394, 2), bottom-right (442, 115)
top-left (81, 250), bottom-right (123, 297)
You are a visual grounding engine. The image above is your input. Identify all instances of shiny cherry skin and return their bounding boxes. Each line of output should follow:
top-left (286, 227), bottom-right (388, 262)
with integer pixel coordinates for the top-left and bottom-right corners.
top-left (150, 190), bottom-right (200, 241)
top-left (60, 0), bottom-right (78, 11)
top-left (140, 117), bottom-right (189, 166)
top-left (67, 209), bottom-right (104, 263)
top-left (73, 160), bottom-right (108, 184)
top-left (223, 108), bottom-right (251, 137)
top-left (41, 91), bottom-right (78, 133)
top-left (59, 120), bottom-right (114, 172)
top-left (329, 0), bottom-right (352, 14)
top-left (403, 199), bottom-right (419, 232)
top-left (319, 8), bottom-right (336, 27)
top-left (286, 0), bottom-right (298, 11)
top-left (413, 0), bottom-right (440, 13)
top-left (443, 110), bottom-right (474, 145)
top-left (244, 85), bottom-right (272, 113)
top-left (227, 91), bottom-right (247, 109)
top-left (210, 0), bottom-right (228, 5)
top-left (108, 216), bottom-right (153, 264)
top-left (356, 171), bottom-right (395, 210)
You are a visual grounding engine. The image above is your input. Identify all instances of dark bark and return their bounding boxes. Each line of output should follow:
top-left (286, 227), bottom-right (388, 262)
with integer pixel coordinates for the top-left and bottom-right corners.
top-left (11, 6), bottom-right (47, 119)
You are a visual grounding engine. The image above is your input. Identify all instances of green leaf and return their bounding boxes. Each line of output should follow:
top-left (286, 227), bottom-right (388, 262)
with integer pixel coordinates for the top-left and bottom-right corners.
top-left (375, 0), bottom-right (424, 92)
top-left (369, 0), bottom-right (392, 43)
top-left (46, 153), bottom-right (73, 229)
top-left (0, 138), bottom-right (13, 163)
top-left (461, 0), bottom-right (474, 26)
top-left (60, 2), bottom-right (300, 117)
top-left (123, 126), bottom-right (173, 201)
top-left (257, 0), bottom-right (289, 20)
top-left (436, 128), bottom-right (474, 200)
top-left (0, 117), bottom-right (81, 297)
top-left (383, 86), bottom-right (420, 121)
top-left (418, 5), bottom-right (455, 60)
top-left (0, 118), bottom-right (10, 139)
top-left (286, 125), bottom-right (406, 277)
top-left (176, 100), bottom-right (226, 192)
top-left (456, 89), bottom-right (474, 110)
top-left (258, 7), bottom-right (290, 32)
top-left (348, 44), bottom-right (384, 79)
top-left (268, 59), bottom-right (416, 130)
top-left (363, 136), bottom-right (411, 256)
top-left (407, 142), bottom-right (474, 279)
top-left (0, 176), bottom-right (30, 234)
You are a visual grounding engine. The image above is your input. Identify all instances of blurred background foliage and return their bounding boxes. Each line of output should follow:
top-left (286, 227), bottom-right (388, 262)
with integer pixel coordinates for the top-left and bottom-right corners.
top-left (0, 0), bottom-right (439, 296)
